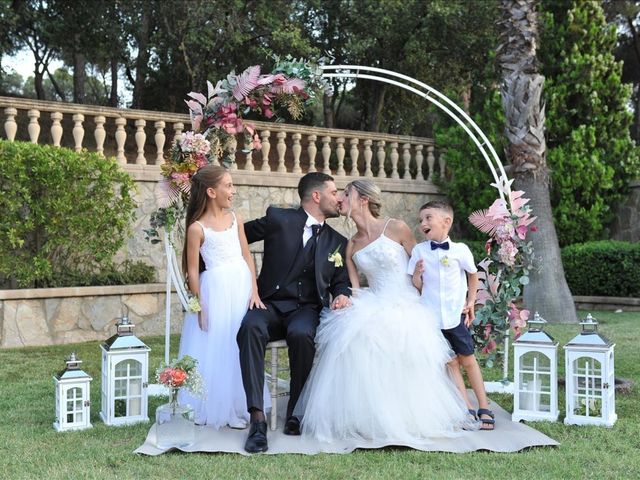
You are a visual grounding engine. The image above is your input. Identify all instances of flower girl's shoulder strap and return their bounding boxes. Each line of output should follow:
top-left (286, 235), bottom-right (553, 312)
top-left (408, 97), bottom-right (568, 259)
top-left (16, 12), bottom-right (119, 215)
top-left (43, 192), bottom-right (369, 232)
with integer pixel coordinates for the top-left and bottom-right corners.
top-left (193, 220), bottom-right (206, 234)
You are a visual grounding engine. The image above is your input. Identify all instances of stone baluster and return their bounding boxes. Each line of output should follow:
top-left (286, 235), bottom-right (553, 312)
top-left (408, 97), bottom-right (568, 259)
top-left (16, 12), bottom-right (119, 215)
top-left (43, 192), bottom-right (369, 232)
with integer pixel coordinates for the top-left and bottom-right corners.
top-left (172, 122), bottom-right (184, 145)
top-left (260, 130), bottom-right (271, 171)
top-left (94, 116), bottom-right (106, 156)
top-left (134, 119), bottom-right (146, 164)
top-left (389, 142), bottom-right (399, 179)
top-left (3, 107), bottom-right (17, 141)
top-left (427, 145), bottom-right (435, 181)
top-left (401, 143), bottom-right (411, 180)
top-left (72, 114), bottom-right (84, 152)
top-left (244, 135), bottom-right (254, 171)
top-left (349, 138), bottom-right (360, 176)
top-left (276, 131), bottom-right (287, 172)
top-left (414, 144), bottom-right (424, 181)
top-left (307, 134), bottom-right (317, 172)
top-left (321, 136), bottom-right (332, 174)
top-left (154, 121), bottom-right (166, 165)
top-left (51, 112), bottom-right (63, 147)
top-left (292, 133), bottom-right (302, 173)
top-left (335, 137), bottom-right (346, 176)
top-left (439, 149), bottom-right (447, 178)
top-left (363, 140), bottom-right (373, 177)
top-left (28, 109), bottom-right (40, 143)
top-left (115, 117), bottom-right (127, 165)
top-left (376, 140), bottom-right (386, 178)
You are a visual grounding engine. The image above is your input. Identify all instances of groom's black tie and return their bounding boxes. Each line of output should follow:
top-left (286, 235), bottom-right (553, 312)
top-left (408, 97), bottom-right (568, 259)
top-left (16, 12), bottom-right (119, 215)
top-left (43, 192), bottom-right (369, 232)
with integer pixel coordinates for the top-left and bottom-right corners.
top-left (311, 224), bottom-right (321, 238)
top-left (431, 241), bottom-right (450, 250)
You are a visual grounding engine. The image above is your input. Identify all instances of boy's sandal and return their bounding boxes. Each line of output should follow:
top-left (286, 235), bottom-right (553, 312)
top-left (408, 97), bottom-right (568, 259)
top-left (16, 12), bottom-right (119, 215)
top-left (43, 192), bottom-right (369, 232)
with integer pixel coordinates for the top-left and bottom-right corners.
top-left (467, 409), bottom-right (478, 421)
top-left (477, 408), bottom-right (495, 431)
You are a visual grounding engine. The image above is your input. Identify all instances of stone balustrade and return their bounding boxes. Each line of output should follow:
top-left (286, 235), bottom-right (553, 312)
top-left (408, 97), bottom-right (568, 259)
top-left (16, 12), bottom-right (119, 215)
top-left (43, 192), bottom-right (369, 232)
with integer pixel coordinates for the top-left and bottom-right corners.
top-left (1, 96), bottom-right (445, 182)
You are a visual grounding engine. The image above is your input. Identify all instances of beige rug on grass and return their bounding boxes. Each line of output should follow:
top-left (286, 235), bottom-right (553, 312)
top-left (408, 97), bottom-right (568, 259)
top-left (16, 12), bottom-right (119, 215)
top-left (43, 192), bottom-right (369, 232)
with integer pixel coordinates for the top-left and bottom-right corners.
top-left (135, 394), bottom-right (559, 455)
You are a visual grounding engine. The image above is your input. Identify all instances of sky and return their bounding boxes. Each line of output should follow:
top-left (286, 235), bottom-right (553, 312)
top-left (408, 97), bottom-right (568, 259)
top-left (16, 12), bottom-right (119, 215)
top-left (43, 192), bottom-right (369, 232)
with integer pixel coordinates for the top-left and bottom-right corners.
top-left (2, 48), bottom-right (131, 104)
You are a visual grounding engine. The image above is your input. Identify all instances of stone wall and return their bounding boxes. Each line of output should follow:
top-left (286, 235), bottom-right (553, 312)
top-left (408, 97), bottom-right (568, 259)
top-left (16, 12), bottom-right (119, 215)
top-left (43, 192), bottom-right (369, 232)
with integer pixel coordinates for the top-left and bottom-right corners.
top-left (121, 166), bottom-right (445, 281)
top-left (0, 284), bottom-right (183, 348)
top-left (1, 168), bottom-right (444, 348)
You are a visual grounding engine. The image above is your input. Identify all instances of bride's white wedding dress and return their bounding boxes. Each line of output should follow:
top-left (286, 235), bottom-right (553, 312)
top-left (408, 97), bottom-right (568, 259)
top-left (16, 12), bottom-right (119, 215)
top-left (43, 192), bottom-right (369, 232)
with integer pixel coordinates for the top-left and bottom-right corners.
top-left (295, 232), bottom-right (472, 446)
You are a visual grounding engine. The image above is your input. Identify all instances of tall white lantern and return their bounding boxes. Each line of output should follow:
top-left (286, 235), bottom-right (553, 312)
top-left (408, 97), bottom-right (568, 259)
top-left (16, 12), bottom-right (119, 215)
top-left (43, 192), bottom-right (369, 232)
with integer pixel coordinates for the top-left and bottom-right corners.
top-left (53, 352), bottom-right (93, 432)
top-left (100, 314), bottom-right (150, 426)
top-left (512, 312), bottom-right (559, 422)
top-left (564, 313), bottom-right (616, 427)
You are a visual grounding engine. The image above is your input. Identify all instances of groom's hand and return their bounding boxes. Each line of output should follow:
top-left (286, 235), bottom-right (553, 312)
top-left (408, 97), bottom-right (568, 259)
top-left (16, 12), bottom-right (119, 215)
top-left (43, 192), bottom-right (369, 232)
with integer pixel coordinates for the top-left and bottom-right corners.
top-left (331, 294), bottom-right (351, 310)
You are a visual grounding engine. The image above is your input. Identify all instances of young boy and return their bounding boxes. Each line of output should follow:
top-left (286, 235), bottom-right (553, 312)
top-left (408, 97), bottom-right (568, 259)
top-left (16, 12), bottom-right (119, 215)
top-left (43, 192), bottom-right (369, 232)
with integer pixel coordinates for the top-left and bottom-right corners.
top-left (408, 200), bottom-right (495, 430)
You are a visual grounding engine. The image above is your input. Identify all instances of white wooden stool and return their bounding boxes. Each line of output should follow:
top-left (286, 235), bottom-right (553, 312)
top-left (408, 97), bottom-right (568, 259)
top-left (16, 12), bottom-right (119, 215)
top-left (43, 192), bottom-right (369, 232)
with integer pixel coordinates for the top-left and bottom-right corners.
top-left (266, 339), bottom-right (289, 431)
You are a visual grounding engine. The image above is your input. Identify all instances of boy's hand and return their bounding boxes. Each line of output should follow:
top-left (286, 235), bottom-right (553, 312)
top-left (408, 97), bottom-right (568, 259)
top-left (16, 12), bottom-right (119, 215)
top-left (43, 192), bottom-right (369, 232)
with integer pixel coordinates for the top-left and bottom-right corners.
top-left (412, 259), bottom-right (424, 277)
top-left (411, 259), bottom-right (424, 291)
top-left (462, 302), bottom-right (475, 327)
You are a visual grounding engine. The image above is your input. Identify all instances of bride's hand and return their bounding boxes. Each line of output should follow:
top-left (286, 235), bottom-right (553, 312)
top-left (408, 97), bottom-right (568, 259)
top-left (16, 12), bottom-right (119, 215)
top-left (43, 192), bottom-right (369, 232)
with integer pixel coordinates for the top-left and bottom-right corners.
top-left (248, 290), bottom-right (266, 310)
top-left (331, 294), bottom-right (351, 310)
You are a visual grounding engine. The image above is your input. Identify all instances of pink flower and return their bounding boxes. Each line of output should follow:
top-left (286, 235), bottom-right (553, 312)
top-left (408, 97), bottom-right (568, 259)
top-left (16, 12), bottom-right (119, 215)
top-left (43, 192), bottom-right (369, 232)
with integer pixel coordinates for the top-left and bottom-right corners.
top-left (516, 224), bottom-right (528, 240)
top-left (484, 239), bottom-right (492, 254)
top-left (481, 340), bottom-right (497, 354)
top-left (252, 133), bottom-right (262, 150)
top-left (263, 108), bottom-right (274, 119)
top-left (530, 225), bottom-right (538, 232)
top-left (497, 240), bottom-right (518, 266)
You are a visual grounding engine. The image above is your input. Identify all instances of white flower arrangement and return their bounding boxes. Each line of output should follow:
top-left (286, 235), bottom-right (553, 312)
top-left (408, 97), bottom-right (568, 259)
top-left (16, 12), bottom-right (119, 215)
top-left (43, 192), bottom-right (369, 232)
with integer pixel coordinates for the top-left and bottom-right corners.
top-left (187, 294), bottom-right (202, 313)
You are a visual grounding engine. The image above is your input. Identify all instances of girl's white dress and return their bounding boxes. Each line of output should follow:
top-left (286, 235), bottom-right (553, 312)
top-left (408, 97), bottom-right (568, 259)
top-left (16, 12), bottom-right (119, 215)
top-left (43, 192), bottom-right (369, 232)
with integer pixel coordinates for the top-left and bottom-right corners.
top-left (295, 231), bottom-right (473, 447)
top-left (178, 213), bottom-right (269, 428)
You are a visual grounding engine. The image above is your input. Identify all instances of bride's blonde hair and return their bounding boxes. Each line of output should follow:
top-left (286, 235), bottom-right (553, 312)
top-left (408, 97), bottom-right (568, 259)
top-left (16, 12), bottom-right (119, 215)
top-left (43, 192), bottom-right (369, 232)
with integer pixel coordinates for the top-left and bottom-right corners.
top-left (344, 179), bottom-right (382, 219)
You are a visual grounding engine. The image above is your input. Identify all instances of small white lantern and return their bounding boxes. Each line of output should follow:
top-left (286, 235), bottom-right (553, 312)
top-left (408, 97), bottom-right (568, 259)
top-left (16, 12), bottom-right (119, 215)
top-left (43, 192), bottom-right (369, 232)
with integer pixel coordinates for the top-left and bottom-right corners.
top-left (564, 313), bottom-right (616, 427)
top-left (512, 312), bottom-right (559, 422)
top-left (53, 352), bottom-right (93, 432)
top-left (100, 313), bottom-right (150, 426)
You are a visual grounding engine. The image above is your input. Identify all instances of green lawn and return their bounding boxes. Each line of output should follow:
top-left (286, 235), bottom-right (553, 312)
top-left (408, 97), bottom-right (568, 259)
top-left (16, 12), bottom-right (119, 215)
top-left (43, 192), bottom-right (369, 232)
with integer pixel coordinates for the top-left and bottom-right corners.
top-left (1, 311), bottom-right (639, 479)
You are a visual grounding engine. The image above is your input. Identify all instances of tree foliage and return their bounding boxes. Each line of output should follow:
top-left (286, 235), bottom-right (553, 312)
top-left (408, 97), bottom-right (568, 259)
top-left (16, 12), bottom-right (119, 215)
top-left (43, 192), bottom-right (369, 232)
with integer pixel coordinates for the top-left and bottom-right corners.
top-left (540, 0), bottom-right (640, 245)
top-left (0, 140), bottom-right (137, 288)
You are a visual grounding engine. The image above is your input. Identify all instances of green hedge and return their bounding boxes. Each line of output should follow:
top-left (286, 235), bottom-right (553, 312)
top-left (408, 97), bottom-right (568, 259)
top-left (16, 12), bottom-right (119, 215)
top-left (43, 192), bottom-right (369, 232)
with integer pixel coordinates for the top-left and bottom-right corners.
top-left (0, 140), bottom-right (146, 288)
top-left (561, 241), bottom-right (640, 298)
top-left (462, 239), bottom-right (639, 298)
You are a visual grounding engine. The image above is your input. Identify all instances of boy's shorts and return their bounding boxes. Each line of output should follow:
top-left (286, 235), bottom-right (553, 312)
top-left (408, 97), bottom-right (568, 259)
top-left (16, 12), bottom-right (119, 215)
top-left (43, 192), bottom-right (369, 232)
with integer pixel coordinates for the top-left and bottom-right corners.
top-left (441, 316), bottom-right (475, 356)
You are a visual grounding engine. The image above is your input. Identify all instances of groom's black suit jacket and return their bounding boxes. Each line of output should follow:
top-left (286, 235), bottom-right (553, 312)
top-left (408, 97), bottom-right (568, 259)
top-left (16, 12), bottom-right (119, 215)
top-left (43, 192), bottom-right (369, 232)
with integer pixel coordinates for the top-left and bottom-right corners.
top-left (244, 206), bottom-right (351, 309)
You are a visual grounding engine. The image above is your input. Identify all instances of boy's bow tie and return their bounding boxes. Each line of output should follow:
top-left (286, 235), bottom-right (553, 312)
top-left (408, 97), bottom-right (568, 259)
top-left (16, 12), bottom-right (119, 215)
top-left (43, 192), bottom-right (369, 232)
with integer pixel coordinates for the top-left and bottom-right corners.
top-left (431, 241), bottom-right (450, 251)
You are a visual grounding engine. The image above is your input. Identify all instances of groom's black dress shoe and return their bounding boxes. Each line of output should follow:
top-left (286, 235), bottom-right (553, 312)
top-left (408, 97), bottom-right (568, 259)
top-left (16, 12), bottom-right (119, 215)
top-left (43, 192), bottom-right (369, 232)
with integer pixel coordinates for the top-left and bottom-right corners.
top-left (244, 421), bottom-right (268, 453)
top-left (283, 416), bottom-right (301, 436)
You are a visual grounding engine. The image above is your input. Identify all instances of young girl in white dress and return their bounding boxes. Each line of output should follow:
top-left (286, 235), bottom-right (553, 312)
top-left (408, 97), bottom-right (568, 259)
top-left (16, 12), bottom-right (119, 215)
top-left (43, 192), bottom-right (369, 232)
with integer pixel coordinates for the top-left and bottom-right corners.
top-left (178, 165), bottom-right (268, 429)
top-left (295, 179), bottom-right (476, 447)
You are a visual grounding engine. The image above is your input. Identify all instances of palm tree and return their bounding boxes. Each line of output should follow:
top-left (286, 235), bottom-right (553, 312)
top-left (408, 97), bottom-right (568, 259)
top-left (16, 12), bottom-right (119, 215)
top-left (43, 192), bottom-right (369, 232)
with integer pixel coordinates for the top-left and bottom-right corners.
top-left (497, 0), bottom-right (577, 323)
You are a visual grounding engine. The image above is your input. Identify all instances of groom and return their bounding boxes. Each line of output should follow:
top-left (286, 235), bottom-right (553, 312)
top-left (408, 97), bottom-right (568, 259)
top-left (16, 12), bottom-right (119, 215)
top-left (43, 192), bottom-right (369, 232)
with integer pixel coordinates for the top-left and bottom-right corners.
top-left (237, 172), bottom-right (351, 453)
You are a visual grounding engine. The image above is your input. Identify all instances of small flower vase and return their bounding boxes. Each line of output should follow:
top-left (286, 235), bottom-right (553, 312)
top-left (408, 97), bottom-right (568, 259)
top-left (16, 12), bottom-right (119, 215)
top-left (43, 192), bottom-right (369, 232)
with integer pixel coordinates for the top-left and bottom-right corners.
top-left (155, 388), bottom-right (195, 449)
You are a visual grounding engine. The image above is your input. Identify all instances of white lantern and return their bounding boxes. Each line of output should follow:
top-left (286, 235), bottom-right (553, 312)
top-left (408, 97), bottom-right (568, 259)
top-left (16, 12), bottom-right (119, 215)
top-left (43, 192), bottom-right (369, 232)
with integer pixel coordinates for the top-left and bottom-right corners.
top-left (53, 352), bottom-right (93, 432)
top-left (564, 313), bottom-right (616, 427)
top-left (512, 312), bottom-right (559, 422)
top-left (100, 314), bottom-right (150, 426)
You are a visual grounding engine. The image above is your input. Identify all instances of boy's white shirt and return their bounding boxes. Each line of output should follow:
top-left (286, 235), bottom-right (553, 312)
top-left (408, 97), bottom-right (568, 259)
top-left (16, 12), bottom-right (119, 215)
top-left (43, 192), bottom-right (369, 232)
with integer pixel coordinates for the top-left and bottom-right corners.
top-left (407, 237), bottom-right (478, 330)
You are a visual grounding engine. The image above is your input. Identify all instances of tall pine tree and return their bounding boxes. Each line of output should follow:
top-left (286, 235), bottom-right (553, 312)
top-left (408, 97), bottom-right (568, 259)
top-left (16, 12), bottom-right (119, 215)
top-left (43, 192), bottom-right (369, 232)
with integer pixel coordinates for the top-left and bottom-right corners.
top-left (540, 0), bottom-right (640, 245)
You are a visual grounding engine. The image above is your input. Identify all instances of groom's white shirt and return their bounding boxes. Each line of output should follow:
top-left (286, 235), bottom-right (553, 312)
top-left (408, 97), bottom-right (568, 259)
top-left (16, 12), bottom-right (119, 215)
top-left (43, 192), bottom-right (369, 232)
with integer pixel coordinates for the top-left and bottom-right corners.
top-left (408, 237), bottom-right (477, 330)
top-left (302, 211), bottom-right (324, 247)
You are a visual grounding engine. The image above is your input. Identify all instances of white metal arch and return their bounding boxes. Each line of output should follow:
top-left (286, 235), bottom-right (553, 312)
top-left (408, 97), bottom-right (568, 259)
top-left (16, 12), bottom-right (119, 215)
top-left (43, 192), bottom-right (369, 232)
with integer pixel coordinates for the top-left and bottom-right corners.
top-left (162, 65), bottom-right (510, 365)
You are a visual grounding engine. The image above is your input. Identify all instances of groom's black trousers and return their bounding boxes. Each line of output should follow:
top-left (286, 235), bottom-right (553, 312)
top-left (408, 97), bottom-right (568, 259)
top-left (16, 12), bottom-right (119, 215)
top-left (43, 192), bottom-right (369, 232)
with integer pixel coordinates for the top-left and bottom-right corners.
top-left (237, 302), bottom-right (320, 419)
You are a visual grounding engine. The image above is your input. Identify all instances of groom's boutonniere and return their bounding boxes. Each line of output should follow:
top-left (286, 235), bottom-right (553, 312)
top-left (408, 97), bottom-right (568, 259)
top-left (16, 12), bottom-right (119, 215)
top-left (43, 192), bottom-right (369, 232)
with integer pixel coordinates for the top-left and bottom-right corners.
top-left (440, 255), bottom-right (450, 267)
top-left (328, 246), bottom-right (344, 267)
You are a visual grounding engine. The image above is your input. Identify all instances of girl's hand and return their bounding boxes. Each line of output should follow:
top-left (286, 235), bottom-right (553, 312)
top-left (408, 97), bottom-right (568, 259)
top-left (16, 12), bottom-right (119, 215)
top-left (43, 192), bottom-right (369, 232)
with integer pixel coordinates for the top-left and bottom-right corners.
top-left (248, 291), bottom-right (266, 310)
top-left (198, 306), bottom-right (208, 331)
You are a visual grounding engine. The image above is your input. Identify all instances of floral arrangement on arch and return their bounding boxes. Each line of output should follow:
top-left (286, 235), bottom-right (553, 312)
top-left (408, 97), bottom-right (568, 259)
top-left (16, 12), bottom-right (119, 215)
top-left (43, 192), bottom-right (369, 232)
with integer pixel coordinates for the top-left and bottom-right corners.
top-left (468, 175), bottom-right (539, 368)
top-left (144, 56), bottom-right (324, 243)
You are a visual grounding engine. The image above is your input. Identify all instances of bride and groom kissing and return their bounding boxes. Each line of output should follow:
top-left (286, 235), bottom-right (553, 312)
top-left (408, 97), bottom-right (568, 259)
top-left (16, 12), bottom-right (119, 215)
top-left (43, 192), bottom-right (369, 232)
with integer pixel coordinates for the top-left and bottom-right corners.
top-left (236, 172), bottom-right (491, 453)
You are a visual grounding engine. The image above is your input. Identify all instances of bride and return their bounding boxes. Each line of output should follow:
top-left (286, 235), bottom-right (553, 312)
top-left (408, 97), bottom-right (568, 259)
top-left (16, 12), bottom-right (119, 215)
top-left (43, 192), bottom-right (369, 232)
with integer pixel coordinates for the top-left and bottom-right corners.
top-left (294, 179), bottom-right (475, 447)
